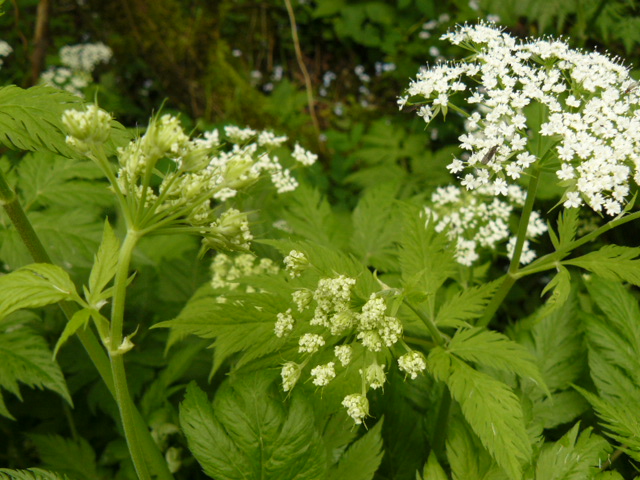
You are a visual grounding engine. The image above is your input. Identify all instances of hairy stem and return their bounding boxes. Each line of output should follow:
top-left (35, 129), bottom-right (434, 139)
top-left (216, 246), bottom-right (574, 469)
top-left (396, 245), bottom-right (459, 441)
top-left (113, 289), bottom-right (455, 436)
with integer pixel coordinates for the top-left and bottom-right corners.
top-left (478, 167), bottom-right (541, 327)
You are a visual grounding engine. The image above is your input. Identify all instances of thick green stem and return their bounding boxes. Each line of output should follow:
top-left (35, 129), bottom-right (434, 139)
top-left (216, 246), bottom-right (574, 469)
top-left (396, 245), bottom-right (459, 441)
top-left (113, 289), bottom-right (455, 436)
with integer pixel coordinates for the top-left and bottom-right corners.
top-left (478, 167), bottom-right (541, 327)
top-left (403, 299), bottom-right (446, 346)
top-left (108, 230), bottom-right (153, 480)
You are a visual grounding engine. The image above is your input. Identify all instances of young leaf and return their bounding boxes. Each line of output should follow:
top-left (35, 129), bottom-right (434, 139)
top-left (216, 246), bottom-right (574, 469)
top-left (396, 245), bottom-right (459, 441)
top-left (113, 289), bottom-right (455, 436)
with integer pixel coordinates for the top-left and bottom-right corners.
top-left (556, 208), bottom-right (579, 251)
top-left (429, 348), bottom-right (531, 480)
top-left (435, 280), bottom-right (500, 328)
top-left (327, 418), bottom-right (384, 480)
top-left (537, 265), bottom-right (571, 317)
top-left (418, 452), bottom-right (448, 480)
top-left (0, 329), bottom-right (71, 419)
top-left (447, 327), bottom-right (548, 394)
top-left (29, 434), bottom-right (101, 480)
top-left (534, 423), bottom-right (611, 479)
top-left (564, 245), bottom-right (640, 285)
top-left (0, 469), bottom-right (70, 480)
top-left (53, 308), bottom-right (92, 358)
top-left (0, 264), bottom-right (78, 320)
top-left (179, 373), bottom-right (326, 480)
top-left (87, 220), bottom-right (120, 304)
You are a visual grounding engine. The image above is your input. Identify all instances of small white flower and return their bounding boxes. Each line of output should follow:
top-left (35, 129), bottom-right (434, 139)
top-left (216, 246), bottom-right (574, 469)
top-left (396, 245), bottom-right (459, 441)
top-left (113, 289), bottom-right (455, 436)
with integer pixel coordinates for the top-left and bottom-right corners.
top-left (274, 309), bottom-right (295, 337)
top-left (398, 351), bottom-right (427, 379)
top-left (310, 362), bottom-right (336, 386)
top-left (334, 345), bottom-right (352, 366)
top-left (298, 333), bottom-right (325, 353)
top-left (342, 393), bottom-right (369, 424)
top-left (281, 362), bottom-right (302, 392)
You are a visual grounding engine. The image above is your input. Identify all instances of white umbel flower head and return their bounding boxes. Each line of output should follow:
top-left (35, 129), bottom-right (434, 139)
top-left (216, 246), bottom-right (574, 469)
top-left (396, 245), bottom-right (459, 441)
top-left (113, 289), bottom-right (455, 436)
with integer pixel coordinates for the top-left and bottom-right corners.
top-left (62, 105), bottom-right (112, 152)
top-left (281, 362), bottom-right (302, 392)
top-left (342, 393), bottom-right (370, 425)
top-left (398, 351), bottom-right (427, 379)
top-left (310, 362), bottom-right (336, 386)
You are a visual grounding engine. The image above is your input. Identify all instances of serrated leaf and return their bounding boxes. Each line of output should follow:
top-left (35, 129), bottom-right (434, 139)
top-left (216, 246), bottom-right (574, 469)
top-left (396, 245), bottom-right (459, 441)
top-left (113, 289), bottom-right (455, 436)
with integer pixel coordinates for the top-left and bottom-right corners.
top-left (429, 349), bottom-right (531, 480)
top-left (349, 183), bottom-right (401, 270)
top-left (564, 245), bottom-right (640, 285)
top-left (53, 308), bottom-right (92, 358)
top-left (0, 328), bottom-right (71, 418)
top-left (16, 152), bottom-right (112, 210)
top-left (0, 264), bottom-right (78, 320)
top-left (532, 391), bottom-right (589, 430)
top-left (29, 434), bottom-right (100, 480)
top-left (0, 469), bottom-right (70, 480)
top-left (0, 85), bottom-right (82, 157)
top-left (327, 418), bottom-right (384, 480)
top-left (88, 219), bottom-right (120, 303)
top-left (180, 373), bottom-right (326, 480)
top-left (534, 423), bottom-right (611, 480)
top-left (537, 265), bottom-right (571, 317)
top-left (556, 208), bottom-right (579, 251)
top-left (435, 280), bottom-right (500, 328)
top-left (400, 204), bottom-right (456, 295)
top-left (447, 327), bottom-right (548, 394)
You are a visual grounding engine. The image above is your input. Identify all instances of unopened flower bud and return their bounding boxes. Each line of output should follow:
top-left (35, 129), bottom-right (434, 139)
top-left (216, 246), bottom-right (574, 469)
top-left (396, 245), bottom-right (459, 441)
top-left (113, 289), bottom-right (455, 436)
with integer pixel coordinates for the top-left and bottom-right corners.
top-left (140, 114), bottom-right (190, 161)
top-left (284, 250), bottom-right (309, 278)
top-left (281, 361), bottom-right (302, 392)
top-left (342, 393), bottom-right (369, 424)
top-left (362, 363), bottom-right (386, 390)
top-left (62, 105), bottom-right (111, 152)
top-left (398, 351), bottom-right (427, 379)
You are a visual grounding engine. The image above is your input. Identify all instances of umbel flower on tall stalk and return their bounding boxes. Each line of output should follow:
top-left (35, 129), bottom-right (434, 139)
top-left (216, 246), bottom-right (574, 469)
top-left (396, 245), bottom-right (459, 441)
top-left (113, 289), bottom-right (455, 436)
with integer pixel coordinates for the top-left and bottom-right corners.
top-left (400, 22), bottom-right (640, 216)
top-left (62, 106), bottom-right (317, 251)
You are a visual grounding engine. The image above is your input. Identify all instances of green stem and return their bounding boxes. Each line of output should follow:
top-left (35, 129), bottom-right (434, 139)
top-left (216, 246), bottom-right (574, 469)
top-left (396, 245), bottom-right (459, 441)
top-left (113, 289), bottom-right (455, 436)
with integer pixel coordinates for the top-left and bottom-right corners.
top-left (108, 230), bottom-right (153, 480)
top-left (431, 383), bottom-right (451, 462)
top-left (403, 299), bottom-right (446, 346)
top-left (478, 167), bottom-right (542, 327)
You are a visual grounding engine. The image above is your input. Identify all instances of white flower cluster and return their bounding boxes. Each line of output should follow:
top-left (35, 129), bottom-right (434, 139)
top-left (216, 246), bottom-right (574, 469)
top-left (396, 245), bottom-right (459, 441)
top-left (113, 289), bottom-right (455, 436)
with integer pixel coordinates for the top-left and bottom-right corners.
top-left (403, 22), bottom-right (640, 215)
top-left (424, 184), bottom-right (547, 265)
top-left (275, 271), bottom-right (425, 424)
top-left (283, 250), bottom-right (308, 278)
top-left (211, 253), bottom-right (279, 292)
top-left (41, 42), bottom-right (112, 96)
top-left (63, 106), bottom-right (316, 251)
top-left (0, 40), bottom-right (13, 66)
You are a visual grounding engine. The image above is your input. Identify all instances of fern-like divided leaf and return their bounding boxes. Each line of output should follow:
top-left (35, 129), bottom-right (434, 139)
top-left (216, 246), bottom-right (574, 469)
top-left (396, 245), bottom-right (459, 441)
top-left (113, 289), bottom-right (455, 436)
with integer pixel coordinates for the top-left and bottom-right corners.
top-left (28, 434), bottom-right (101, 480)
top-left (564, 245), bottom-right (640, 285)
top-left (429, 348), bottom-right (531, 480)
top-left (326, 418), bottom-right (384, 480)
top-left (0, 329), bottom-right (71, 419)
top-left (0, 469), bottom-right (70, 480)
top-left (577, 276), bottom-right (640, 461)
top-left (179, 373), bottom-right (326, 480)
top-left (435, 281), bottom-right (501, 328)
top-left (0, 85), bottom-right (130, 158)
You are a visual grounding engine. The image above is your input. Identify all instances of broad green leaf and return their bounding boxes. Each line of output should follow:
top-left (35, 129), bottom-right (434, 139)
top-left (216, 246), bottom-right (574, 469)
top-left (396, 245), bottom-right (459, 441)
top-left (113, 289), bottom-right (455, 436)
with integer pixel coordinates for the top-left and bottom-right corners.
top-left (534, 423), bottom-right (611, 480)
top-left (447, 327), bottom-right (548, 394)
top-left (418, 452), bottom-right (448, 480)
top-left (87, 220), bottom-right (120, 303)
top-left (400, 204), bottom-right (456, 295)
top-left (0, 264), bottom-right (77, 320)
top-left (0, 469), bottom-right (70, 480)
top-left (29, 434), bottom-right (101, 480)
top-left (435, 281), bottom-right (500, 328)
top-left (180, 373), bottom-right (326, 480)
top-left (53, 308), bottom-right (92, 358)
top-left (16, 152), bottom-right (112, 211)
top-left (0, 328), bottom-right (71, 419)
top-left (445, 415), bottom-right (508, 480)
top-left (429, 349), bottom-right (531, 480)
top-left (564, 245), bottom-right (640, 285)
top-left (327, 418), bottom-right (384, 480)
top-left (349, 183), bottom-right (401, 270)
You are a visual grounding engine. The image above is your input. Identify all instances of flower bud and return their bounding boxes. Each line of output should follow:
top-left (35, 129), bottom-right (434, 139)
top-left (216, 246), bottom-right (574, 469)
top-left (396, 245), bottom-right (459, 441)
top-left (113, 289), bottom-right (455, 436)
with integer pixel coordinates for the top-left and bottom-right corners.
top-left (281, 361), bottom-right (302, 392)
top-left (62, 105), bottom-right (111, 152)
top-left (362, 363), bottom-right (386, 390)
top-left (342, 393), bottom-right (369, 424)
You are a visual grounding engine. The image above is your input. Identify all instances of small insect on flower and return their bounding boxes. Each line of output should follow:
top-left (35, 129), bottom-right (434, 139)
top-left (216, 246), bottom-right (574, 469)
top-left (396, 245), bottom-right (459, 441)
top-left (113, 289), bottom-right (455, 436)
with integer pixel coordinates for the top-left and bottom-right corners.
top-left (481, 145), bottom-right (499, 165)
top-left (625, 82), bottom-right (639, 95)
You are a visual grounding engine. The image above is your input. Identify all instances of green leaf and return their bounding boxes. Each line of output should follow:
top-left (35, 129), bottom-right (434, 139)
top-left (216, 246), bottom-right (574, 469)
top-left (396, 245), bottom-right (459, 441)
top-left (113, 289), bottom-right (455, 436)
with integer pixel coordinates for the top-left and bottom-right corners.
top-left (0, 469), bottom-right (70, 480)
top-left (556, 208), bottom-right (579, 251)
top-left (0, 85), bottom-right (82, 157)
top-left (0, 264), bottom-right (78, 320)
top-left (53, 308), bottom-right (92, 358)
top-left (447, 327), bottom-right (548, 394)
top-left (327, 418), bottom-right (384, 480)
top-left (179, 373), bottom-right (326, 480)
top-left (29, 434), bottom-right (101, 480)
top-left (349, 183), bottom-right (401, 270)
top-left (564, 245), bottom-right (640, 285)
top-left (0, 328), bottom-right (71, 419)
top-left (418, 452), bottom-right (448, 480)
top-left (429, 349), bottom-right (531, 480)
top-left (400, 203), bottom-right (456, 296)
top-left (532, 391), bottom-right (589, 430)
top-left (538, 265), bottom-right (571, 317)
top-left (435, 281), bottom-right (500, 328)
top-left (87, 219), bottom-right (120, 304)
top-left (534, 423), bottom-right (611, 480)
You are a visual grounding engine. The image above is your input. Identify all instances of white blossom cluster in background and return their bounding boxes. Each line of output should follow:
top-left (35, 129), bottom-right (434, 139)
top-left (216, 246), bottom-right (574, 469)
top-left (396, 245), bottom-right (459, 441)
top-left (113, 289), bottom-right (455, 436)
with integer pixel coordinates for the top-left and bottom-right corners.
top-left (63, 106), bottom-right (317, 252)
top-left (424, 184), bottom-right (547, 266)
top-left (41, 42), bottom-right (112, 96)
top-left (401, 22), bottom-right (640, 216)
top-left (210, 253), bottom-right (280, 302)
top-left (276, 251), bottom-right (427, 424)
top-left (0, 40), bottom-right (13, 67)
